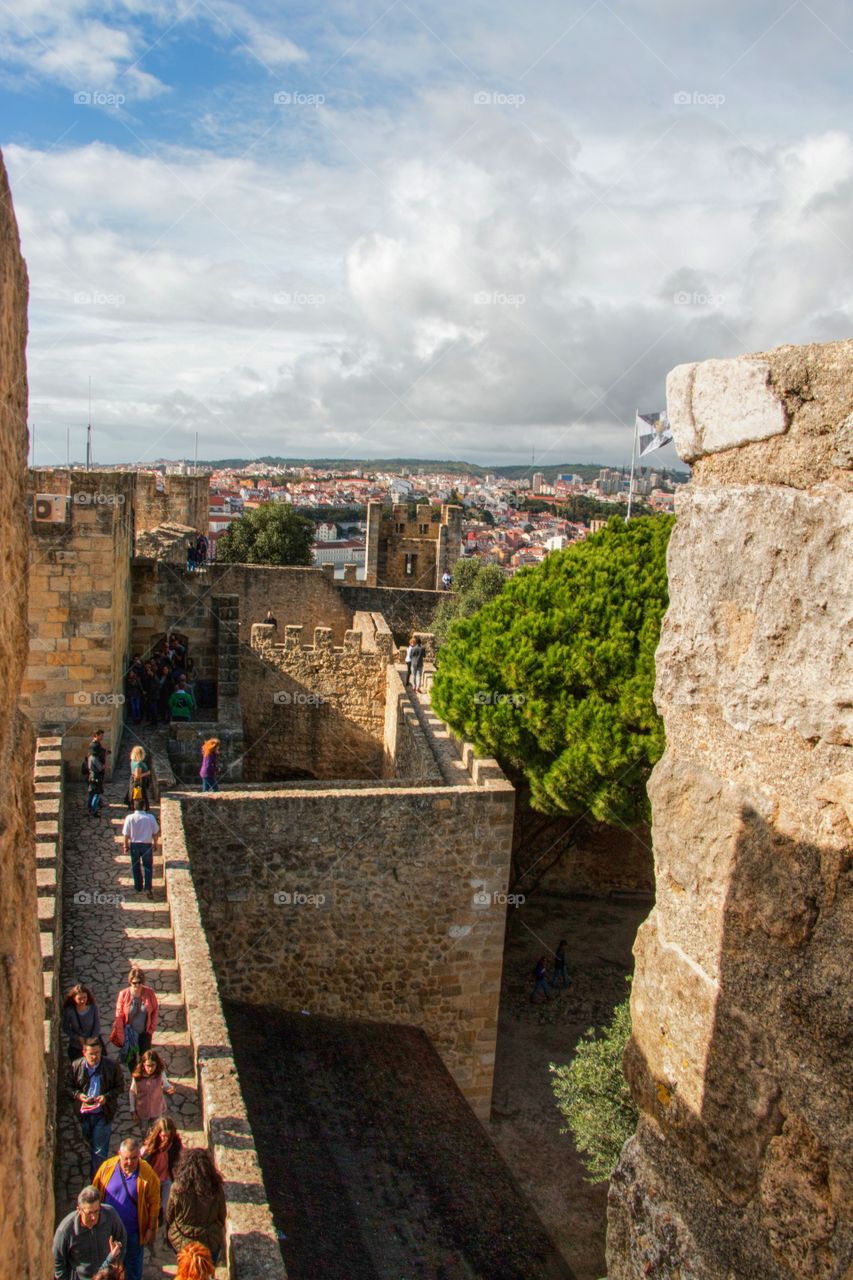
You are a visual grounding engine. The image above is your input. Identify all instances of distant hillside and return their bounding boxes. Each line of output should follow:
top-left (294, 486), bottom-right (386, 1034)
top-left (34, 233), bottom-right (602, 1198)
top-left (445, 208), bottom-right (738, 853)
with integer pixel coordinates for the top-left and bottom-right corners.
top-left (154, 456), bottom-right (689, 483)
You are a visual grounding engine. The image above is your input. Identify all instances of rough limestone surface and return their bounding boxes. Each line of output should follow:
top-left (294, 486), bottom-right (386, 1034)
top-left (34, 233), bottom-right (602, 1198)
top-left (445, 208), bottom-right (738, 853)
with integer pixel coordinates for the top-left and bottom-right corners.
top-left (667, 357), bottom-right (789, 460)
top-left (608, 340), bottom-right (853, 1280)
top-left (0, 150), bottom-right (52, 1279)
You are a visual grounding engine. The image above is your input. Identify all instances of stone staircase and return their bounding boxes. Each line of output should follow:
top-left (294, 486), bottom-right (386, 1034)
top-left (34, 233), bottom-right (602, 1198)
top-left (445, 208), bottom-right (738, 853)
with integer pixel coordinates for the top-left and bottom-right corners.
top-left (54, 732), bottom-right (215, 1278)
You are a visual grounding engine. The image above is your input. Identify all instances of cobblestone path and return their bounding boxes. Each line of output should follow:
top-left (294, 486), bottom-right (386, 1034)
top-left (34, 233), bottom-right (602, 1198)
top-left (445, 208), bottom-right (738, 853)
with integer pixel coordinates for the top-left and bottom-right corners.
top-left (55, 732), bottom-right (209, 1279)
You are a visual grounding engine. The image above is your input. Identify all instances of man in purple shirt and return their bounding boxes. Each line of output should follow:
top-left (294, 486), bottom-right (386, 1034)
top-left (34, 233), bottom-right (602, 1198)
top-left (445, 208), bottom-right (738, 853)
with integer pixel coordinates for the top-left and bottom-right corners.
top-left (93, 1138), bottom-right (160, 1280)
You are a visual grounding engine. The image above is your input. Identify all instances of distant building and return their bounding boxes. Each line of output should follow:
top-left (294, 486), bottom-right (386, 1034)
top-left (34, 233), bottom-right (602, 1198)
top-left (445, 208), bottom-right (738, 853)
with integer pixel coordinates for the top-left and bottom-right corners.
top-left (532, 472), bottom-right (545, 494)
top-left (365, 502), bottom-right (462, 590)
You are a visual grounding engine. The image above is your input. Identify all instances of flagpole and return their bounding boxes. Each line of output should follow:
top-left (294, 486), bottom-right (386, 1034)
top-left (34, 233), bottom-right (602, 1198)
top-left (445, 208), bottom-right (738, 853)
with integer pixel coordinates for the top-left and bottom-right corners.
top-left (626, 408), bottom-right (638, 522)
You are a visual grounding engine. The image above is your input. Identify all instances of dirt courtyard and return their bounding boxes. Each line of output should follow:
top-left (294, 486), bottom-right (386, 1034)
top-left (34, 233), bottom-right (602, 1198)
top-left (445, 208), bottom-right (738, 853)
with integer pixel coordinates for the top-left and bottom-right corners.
top-left (489, 889), bottom-right (652, 1280)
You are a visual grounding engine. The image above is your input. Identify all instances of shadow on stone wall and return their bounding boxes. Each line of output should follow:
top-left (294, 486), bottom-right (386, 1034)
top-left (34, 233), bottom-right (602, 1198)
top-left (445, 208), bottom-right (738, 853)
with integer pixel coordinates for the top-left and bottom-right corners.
top-left (610, 803), bottom-right (852, 1279)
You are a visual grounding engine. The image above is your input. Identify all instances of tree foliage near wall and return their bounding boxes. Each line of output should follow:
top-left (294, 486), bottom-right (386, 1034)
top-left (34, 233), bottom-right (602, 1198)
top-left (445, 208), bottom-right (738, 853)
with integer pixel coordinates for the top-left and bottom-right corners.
top-left (216, 504), bottom-right (314, 565)
top-left (430, 515), bottom-right (674, 824)
top-left (550, 991), bottom-right (638, 1183)
top-left (431, 558), bottom-right (508, 644)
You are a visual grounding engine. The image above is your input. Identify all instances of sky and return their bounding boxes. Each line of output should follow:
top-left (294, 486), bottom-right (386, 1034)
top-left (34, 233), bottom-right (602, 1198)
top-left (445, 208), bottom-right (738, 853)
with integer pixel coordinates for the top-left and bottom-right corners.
top-left (2, 0), bottom-right (853, 472)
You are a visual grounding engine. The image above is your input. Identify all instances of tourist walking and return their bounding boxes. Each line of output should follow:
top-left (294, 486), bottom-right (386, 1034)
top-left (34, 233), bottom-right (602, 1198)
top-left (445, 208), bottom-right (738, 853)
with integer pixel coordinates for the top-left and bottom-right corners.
top-left (110, 968), bottom-right (159, 1070)
top-left (86, 730), bottom-right (109, 818)
top-left (186, 540), bottom-right (197, 573)
top-left (68, 1038), bottom-right (124, 1178)
top-left (121, 800), bottom-right (160, 899)
top-left (531, 955), bottom-right (550, 1003)
top-left (125, 746), bottom-right (151, 812)
top-left (166, 1148), bottom-right (227, 1265)
top-left (140, 1116), bottom-right (183, 1220)
top-left (53, 1184), bottom-right (126, 1280)
top-left (142, 661), bottom-right (160, 726)
top-left (199, 738), bottom-right (220, 792)
top-left (196, 534), bottom-right (208, 568)
top-left (441, 570), bottom-right (452, 590)
top-left (130, 1049), bottom-right (175, 1128)
top-left (552, 939), bottom-right (569, 989)
top-left (263, 609), bottom-right (277, 629)
top-left (409, 637), bottom-right (425, 693)
top-left (125, 668), bottom-right (143, 726)
top-left (169, 676), bottom-right (195, 722)
top-left (63, 982), bottom-right (104, 1061)
top-left (93, 1137), bottom-right (161, 1280)
top-left (404, 635), bottom-right (415, 687)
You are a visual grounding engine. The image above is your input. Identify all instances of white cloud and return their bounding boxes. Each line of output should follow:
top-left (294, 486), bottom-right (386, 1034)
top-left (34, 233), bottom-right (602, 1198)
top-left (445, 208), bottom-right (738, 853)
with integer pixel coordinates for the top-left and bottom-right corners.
top-left (5, 2), bottom-right (853, 466)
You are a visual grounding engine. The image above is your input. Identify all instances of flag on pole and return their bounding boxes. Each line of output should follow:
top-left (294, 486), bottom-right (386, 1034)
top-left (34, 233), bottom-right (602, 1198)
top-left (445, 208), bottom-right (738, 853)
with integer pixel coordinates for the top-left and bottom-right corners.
top-left (636, 410), bottom-right (673, 457)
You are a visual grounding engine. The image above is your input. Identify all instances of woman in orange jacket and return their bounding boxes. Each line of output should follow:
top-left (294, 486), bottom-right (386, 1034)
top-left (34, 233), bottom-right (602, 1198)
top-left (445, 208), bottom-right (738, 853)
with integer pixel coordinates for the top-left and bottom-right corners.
top-left (110, 967), bottom-right (158, 1070)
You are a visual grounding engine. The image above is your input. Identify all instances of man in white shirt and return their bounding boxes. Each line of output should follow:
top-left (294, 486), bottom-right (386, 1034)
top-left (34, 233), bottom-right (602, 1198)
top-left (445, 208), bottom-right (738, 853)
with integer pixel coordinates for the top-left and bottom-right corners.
top-left (122, 800), bottom-right (160, 900)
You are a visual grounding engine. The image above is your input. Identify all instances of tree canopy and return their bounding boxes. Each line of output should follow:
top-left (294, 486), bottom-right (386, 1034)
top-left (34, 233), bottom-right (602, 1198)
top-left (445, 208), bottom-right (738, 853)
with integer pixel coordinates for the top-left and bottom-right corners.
top-left (430, 515), bottom-right (674, 824)
top-left (216, 503), bottom-right (315, 566)
top-left (431, 558), bottom-right (507, 644)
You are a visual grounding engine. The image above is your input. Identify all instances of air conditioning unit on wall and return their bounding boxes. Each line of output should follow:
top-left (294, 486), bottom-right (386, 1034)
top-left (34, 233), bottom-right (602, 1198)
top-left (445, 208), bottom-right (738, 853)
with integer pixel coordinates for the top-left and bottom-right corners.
top-left (33, 493), bottom-right (69, 523)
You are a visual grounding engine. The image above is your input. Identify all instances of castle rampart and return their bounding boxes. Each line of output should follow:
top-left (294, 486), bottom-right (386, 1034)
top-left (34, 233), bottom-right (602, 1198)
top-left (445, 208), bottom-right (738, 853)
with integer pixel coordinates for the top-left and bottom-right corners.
top-left (608, 340), bottom-right (853, 1279)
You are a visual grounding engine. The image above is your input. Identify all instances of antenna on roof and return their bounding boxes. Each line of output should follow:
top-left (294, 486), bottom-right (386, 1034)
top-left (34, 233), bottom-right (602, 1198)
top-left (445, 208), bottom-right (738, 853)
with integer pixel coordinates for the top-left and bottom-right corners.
top-left (86, 378), bottom-right (93, 471)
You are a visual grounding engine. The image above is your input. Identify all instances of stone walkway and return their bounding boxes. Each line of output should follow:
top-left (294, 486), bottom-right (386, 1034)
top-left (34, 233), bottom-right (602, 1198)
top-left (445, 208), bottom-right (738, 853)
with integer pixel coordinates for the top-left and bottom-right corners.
top-left (55, 731), bottom-right (215, 1278)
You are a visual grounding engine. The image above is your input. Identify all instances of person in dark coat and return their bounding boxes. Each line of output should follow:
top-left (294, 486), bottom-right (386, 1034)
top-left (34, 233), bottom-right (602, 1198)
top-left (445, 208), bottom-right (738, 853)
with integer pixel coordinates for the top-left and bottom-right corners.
top-left (69, 1038), bottom-right (124, 1177)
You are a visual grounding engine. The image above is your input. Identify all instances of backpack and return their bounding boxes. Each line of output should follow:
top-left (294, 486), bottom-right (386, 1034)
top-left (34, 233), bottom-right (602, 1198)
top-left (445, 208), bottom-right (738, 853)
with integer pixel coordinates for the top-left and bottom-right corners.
top-left (81, 757), bottom-right (89, 780)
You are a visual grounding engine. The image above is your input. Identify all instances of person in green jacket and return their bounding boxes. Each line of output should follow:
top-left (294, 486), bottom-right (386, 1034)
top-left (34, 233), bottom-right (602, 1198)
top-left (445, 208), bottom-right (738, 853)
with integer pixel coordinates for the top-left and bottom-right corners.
top-left (168, 677), bottom-right (195, 722)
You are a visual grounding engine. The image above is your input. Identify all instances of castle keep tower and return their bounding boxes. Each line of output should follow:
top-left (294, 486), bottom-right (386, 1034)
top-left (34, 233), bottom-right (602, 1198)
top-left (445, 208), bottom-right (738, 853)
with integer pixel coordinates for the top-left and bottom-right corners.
top-left (365, 501), bottom-right (462, 589)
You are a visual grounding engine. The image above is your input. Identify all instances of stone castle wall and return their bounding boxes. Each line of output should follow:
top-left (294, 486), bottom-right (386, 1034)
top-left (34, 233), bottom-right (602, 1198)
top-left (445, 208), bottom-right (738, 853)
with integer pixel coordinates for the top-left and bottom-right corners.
top-left (338, 582), bottom-right (445, 639)
top-left (133, 472), bottom-right (209, 536)
top-left (0, 148), bottom-right (53, 1280)
top-left (608, 341), bottom-right (853, 1279)
top-left (365, 501), bottom-right (462, 590)
top-left (240, 619), bottom-right (393, 780)
top-left (176, 745), bottom-right (515, 1119)
top-left (23, 468), bottom-right (135, 765)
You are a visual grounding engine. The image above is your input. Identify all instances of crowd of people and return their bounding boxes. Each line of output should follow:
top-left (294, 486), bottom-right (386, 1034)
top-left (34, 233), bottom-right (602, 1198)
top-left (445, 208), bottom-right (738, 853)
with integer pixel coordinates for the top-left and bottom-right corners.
top-left (124, 636), bottom-right (196, 730)
top-left (56, 961), bottom-right (227, 1279)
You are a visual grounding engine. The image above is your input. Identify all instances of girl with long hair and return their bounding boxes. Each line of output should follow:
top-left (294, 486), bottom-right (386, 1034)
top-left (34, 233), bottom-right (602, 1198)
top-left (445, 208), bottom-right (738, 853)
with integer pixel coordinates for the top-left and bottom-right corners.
top-left (130, 1048), bottom-right (175, 1126)
top-left (199, 738), bottom-right (221, 793)
top-left (166, 1147), bottom-right (227, 1264)
top-left (62, 983), bottom-right (102, 1061)
top-left (141, 1115), bottom-right (183, 1218)
top-left (126, 744), bottom-right (151, 811)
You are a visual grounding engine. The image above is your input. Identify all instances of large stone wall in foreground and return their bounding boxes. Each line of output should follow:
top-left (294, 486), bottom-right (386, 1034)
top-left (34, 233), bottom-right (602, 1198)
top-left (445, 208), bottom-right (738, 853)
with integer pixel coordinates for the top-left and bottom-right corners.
top-left (608, 341), bottom-right (853, 1279)
top-left (0, 150), bottom-right (52, 1280)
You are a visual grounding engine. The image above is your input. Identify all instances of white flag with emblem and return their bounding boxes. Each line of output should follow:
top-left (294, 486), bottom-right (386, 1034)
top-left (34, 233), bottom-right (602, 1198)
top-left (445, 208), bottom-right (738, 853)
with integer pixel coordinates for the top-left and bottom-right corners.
top-left (636, 410), bottom-right (673, 457)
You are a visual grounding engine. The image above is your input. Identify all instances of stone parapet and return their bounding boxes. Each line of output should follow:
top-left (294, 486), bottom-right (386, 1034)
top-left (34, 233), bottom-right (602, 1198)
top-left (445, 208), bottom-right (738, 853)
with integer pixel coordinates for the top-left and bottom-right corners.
top-left (160, 797), bottom-right (288, 1280)
top-left (608, 339), bottom-right (853, 1280)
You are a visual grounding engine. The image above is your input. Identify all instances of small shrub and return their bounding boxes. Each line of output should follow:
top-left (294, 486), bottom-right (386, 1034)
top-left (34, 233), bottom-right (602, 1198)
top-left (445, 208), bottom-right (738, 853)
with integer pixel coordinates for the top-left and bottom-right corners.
top-left (549, 990), bottom-right (638, 1182)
